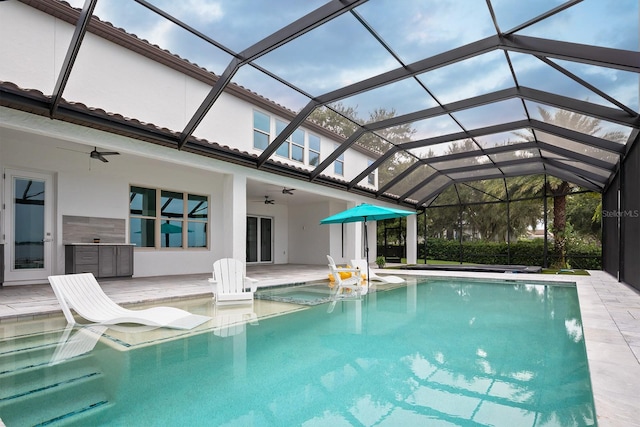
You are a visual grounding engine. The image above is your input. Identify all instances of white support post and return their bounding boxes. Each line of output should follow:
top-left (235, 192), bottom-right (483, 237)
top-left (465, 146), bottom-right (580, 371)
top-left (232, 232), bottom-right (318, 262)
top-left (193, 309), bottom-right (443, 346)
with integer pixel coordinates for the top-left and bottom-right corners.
top-left (222, 173), bottom-right (247, 263)
top-left (368, 220), bottom-right (377, 263)
top-left (406, 214), bottom-right (417, 265)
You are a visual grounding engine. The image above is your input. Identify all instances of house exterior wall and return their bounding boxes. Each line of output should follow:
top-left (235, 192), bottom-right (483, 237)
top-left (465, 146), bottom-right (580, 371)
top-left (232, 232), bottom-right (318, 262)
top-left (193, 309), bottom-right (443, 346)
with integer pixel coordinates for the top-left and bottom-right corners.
top-left (0, 1), bottom-right (376, 186)
top-left (0, 1), bottom-right (65, 93)
top-left (288, 202), bottom-right (331, 265)
top-left (0, 115), bottom-right (227, 278)
top-left (0, 105), bottom-right (378, 283)
top-left (0, 2), bottom-right (386, 284)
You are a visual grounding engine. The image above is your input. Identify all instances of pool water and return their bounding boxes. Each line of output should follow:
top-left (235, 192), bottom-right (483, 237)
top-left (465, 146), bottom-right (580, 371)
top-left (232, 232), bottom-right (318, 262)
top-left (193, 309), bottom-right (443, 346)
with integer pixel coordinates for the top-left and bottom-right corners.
top-left (0, 278), bottom-right (596, 426)
top-left (255, 282), bottom-right (334, 305)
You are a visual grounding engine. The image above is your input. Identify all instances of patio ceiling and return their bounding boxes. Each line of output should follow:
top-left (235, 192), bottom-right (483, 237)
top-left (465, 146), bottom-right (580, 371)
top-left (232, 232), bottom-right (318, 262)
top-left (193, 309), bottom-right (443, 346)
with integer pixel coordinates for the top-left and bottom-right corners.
top-left (3, 0), bottom-right (639, 208)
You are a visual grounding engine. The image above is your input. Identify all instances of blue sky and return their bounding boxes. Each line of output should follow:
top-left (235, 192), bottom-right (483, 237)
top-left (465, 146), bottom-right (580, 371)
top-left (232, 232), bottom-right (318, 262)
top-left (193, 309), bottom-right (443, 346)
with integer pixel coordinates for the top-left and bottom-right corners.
top-left (65, 0), bottom-right (638, 139)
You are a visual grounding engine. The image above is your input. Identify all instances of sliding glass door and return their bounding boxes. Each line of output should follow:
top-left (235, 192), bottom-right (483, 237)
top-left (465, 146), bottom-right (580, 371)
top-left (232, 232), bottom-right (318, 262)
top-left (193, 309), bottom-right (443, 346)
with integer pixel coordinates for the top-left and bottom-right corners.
top-left (246, 216), bottom-right (272, 263)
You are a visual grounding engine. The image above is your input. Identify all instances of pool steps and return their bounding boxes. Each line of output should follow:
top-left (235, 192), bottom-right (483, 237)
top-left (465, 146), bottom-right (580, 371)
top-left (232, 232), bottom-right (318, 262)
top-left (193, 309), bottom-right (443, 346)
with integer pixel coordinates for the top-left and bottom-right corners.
top-left (0, 329), bottom-right (111, 426)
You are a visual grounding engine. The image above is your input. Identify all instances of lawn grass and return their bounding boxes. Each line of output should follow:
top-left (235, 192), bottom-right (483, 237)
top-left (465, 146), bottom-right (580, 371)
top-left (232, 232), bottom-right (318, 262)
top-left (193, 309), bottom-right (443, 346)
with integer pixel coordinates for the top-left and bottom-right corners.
top-left (394, 258), bottom-right (590, 275)
top-left (400, 259), bottom-right (477, 265)
top-left (541, 268), bottom-right (590, 276)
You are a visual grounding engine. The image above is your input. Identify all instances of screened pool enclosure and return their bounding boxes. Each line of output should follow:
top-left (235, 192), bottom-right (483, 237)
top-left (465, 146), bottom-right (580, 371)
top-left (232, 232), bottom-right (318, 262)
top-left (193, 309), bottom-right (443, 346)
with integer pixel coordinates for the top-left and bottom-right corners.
top-left (1, 0), bottom-right (638, 287)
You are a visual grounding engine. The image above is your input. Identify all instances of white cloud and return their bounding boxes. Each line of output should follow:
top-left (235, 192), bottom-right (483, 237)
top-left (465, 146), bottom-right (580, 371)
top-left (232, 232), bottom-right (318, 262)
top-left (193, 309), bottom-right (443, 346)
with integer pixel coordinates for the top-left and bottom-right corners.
top-left (179, 0), bottom-right (224, 24)
top-left (404, 3), bottom-right (494, 48)
top-left (142, 19), bottom-right (176, 50)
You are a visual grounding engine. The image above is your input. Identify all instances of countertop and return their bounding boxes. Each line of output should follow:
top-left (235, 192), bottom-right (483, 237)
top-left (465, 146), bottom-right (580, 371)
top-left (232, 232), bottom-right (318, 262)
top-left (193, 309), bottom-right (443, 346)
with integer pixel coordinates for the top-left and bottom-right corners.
top-left (65, 243), bottom-right (135, 246)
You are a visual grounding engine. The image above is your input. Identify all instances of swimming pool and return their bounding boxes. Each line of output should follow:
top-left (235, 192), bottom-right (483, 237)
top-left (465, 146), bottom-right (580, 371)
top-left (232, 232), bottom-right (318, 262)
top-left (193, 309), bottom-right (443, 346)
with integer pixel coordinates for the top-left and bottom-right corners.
top-left (0, 277), bottom-right (595, 426)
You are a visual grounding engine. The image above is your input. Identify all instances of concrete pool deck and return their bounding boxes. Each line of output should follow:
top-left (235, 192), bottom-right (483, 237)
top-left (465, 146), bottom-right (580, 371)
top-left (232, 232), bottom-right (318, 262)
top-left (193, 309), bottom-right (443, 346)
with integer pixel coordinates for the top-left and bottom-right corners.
top-left (0, 266), bottom-right (638, 426)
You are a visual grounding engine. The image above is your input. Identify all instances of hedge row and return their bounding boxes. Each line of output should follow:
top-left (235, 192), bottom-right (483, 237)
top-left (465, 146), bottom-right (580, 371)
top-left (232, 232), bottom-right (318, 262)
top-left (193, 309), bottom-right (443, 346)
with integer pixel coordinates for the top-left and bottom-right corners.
top-left (415, 238), bottom-right (602, 269)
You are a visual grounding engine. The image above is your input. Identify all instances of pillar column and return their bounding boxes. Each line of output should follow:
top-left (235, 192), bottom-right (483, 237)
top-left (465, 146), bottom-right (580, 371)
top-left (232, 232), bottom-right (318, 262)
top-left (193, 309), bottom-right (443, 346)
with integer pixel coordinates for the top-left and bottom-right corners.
top-left (222, 173), bottom-right (246, 262)
top-left (406, 214), bottom-right (417, 265)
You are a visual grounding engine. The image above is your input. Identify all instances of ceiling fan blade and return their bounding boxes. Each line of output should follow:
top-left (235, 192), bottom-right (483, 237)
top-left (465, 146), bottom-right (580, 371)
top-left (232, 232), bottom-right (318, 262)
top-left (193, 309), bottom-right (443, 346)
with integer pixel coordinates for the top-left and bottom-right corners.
top-left (90, 147), bottom-right (118, 162)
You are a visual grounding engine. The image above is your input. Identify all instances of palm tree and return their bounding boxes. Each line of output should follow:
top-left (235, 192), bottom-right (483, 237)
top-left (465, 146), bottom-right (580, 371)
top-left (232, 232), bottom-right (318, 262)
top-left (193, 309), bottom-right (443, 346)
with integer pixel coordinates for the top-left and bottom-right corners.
top-left (518, 107), bottom-right (626, 267)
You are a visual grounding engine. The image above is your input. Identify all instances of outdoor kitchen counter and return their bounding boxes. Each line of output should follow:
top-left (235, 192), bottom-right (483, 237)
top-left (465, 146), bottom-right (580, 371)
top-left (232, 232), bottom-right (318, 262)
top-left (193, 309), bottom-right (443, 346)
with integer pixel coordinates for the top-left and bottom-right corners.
top-left (65, 244), bottom-right (134, 278)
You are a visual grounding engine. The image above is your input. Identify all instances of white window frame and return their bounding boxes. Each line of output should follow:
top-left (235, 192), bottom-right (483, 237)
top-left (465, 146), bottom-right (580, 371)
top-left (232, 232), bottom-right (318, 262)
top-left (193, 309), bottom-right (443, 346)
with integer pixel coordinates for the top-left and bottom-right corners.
top-left (308, 133), bottom-right (321, 166)
top-left (334, 144), bottom-right (345, 176)
top-left (253, 110), bottom-right (270, 150)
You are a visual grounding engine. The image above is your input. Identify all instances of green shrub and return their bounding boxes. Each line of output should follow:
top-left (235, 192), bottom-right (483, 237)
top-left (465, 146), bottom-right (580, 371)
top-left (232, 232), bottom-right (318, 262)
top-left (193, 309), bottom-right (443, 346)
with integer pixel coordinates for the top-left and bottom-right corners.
top-left (416, 238), bottom-right (601, 269)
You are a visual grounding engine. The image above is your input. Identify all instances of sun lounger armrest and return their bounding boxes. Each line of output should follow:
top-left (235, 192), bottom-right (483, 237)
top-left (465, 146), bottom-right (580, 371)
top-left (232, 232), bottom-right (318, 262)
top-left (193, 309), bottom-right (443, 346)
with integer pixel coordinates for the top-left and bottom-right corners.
top-left (244, 276), bottom-right (258, 292)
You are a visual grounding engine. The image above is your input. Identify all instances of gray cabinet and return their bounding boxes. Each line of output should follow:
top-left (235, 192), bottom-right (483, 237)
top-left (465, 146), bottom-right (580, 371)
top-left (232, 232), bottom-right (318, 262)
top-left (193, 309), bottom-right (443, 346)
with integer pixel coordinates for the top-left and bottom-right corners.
top-left (65, 245), bottom-right (99, 276)
top-left (65, 244), bottom-right (133, 278)
top-left (116, 245), bottom-right (133, 277)
top-left (98, 246), bottom-right (117, 277)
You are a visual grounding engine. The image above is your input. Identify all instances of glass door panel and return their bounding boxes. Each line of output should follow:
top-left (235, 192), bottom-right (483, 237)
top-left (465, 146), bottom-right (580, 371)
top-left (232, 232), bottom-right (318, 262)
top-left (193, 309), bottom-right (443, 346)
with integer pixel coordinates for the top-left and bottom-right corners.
top-left (4, 169), bottom-right (53, 283)
top-left (13, 178), bottom-right (45, 269)
top-left (246, 215), bottom-right (272, 263)
top-left (260, 217), bottom-right (272, 262)
top-left (246, 217), bottom-right (258, 263)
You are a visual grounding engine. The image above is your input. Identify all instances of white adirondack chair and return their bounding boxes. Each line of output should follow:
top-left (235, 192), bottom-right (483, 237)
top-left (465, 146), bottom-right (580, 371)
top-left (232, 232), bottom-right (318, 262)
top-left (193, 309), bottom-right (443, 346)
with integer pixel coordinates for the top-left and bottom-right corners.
top-left (327, 255), bottom-right (366, 299)
top-left (210, 258), bottom-right (258, 305)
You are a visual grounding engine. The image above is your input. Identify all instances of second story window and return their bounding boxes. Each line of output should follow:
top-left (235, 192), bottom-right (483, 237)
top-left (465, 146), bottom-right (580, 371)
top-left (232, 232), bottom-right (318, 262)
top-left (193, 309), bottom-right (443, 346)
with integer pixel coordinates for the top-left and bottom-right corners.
top-left (291, 129), bottom-right (304, 162)
top-left (253, 110), bottom-right (270, 150)
top-left (275, 120), bottom-right (290, 158)
top-left (275, 120), bottom-right (305, 163)
top-left (334, 144), bottom-right (344, 176)
top-left (309, 134), bottom-right (320, 166)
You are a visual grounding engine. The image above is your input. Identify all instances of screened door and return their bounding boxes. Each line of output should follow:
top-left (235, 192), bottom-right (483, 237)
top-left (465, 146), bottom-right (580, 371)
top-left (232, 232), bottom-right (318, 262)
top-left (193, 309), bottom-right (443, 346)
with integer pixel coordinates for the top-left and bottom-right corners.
top-left (246, 216), bottom-right (272, 263)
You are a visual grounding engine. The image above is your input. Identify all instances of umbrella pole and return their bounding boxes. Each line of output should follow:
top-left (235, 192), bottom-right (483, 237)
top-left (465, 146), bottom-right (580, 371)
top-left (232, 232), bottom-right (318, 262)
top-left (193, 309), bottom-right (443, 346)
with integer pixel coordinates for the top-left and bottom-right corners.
top-left (364, 219), bottom-right (370, 291)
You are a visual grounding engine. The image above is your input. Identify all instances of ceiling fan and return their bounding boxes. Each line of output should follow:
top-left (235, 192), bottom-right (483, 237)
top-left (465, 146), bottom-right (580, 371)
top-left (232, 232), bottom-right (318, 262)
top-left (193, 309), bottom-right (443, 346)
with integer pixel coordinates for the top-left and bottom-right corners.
top-left (90, 147), bottom-right (120, 163)
top-left (282, 187), bottom-right (295, 195)
top-left (263, 196), bottom-right (275, 205)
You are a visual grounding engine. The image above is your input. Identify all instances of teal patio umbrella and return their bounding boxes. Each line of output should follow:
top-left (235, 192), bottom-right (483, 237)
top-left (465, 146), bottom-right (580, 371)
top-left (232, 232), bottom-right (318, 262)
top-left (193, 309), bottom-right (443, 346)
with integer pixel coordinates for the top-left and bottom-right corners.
top-left (320, 203), bottom-right (415, 288)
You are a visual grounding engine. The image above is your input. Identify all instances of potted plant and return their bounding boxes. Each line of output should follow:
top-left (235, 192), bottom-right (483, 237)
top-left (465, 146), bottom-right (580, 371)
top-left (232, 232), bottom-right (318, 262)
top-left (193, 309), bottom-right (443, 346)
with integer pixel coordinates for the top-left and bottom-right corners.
top-left (375, 256), bottom-right (386, 268)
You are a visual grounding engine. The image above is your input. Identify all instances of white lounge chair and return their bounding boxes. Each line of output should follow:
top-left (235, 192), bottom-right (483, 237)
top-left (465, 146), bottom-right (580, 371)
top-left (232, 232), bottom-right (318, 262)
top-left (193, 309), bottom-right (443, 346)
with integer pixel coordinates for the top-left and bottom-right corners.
top-left (350, 259), bottom-right (405, 284)
top-left (48, 273), bottom-right (211, 330)
top-left (327, 255), bottom-right (366, 299)
top-left (210, 258), bottom-right (258, 305)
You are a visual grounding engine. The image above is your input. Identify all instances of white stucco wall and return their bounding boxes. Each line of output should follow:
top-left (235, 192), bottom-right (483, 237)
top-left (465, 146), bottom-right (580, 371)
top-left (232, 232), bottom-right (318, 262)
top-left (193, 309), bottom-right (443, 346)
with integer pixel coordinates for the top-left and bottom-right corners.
top-left (288, 202), bottom-right (331, 265)
top-left (0, 1), bottom-right (65, 93)
top-left (0, 120), bottom-right (229, 278)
